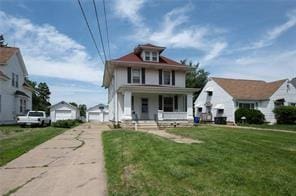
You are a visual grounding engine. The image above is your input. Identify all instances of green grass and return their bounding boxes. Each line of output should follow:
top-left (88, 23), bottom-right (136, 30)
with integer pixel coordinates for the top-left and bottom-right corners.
top-left (239, 124), bottom-right (296, 131)
top-left (0, 125), bottom-right (67, 166)
top-left (103, 126), bottom-right (296, 195)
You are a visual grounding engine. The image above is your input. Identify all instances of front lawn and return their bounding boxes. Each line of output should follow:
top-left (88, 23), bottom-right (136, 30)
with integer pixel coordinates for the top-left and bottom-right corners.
top-left (238, 124), bottom-right (296, 131)
top-left (103, 126), bottom-right (296, 195)
top-left (0, 125), bottom-right (67, 166)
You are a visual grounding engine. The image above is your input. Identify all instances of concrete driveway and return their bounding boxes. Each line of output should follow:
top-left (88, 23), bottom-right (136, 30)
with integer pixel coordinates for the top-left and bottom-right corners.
top-left (0, 123), bottom-right (109, 196)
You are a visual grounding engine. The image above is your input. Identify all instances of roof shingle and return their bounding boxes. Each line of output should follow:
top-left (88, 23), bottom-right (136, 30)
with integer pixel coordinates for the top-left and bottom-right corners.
top-left (212, 77), bottom-right (286, 100)
top-left (0, 47), bottom-right (19, 64)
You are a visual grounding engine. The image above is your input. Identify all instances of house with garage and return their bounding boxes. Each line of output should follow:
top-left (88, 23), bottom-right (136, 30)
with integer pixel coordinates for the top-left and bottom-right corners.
top-left (50, 101), bottom-right (80, 122)
top-left (86, 104), bottom-right (109, 122)
top-left (0, 46), bottom-right (33, 124)
top-left (194, 77), bottom-right (296, 124)
top-left (103, 44), bottom-right (199, 128)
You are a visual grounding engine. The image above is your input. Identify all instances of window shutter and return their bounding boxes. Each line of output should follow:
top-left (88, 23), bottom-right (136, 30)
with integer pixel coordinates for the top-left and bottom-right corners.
top-left (159, 95), bottom-right (163, 110)
top-left (159, 69), bottom-right (162, 85)
top-left (127, 67), bottom-right (131, 83)
top-left (172, 71), bottom-right (175, 86)
top-left (142, 68), bottom-right (145, 84)
top-left (174, 95), bottom-right (178, 110)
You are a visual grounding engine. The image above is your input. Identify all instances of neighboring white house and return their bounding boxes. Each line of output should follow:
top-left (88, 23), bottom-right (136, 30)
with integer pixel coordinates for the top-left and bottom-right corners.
top-left (0, 46), bottom-right (33, 124)
top-left (103, 44), bottom-right (199, 127)
top-left (50, 101), bottom-right (80, 122)
top-left (194, 77), bottom-right (296, 124)
top-left (86, 104), bottom-right (109, 122)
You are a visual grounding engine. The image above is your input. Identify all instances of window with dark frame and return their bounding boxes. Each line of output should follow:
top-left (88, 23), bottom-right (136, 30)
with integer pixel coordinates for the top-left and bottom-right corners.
top-left (207, 91), bottom-right (213, 96)
top-left (198, 107), bottom-right (202, 112)
top-left (16, 74), bottom-right (19, 88)
top-left (132, 69), bottom-right (141, 83)
top-left (20, 99), bottom-right (23, 113)
top-left (238, 103), bottom-right (255, 109)
top-left (152, 52), bottom-right (157, 61)
top-left (144, 51), bottom-right (150, 61)
top-left (12, 73), bottom-right (15, 87)
top-left (163, 71), bottom-right (170, 85)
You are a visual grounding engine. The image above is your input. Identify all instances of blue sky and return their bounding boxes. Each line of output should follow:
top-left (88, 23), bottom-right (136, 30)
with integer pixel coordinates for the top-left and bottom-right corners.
top-left (1, 0), bottom-right (296, 107)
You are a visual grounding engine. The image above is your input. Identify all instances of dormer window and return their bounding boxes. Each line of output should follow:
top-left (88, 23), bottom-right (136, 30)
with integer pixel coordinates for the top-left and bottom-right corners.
top-left (152, 52), bottom-right (157, 61)
top-left (143, 51), bottom-right (158, 62)
top-left (144, 51), bottom-right (150, 61)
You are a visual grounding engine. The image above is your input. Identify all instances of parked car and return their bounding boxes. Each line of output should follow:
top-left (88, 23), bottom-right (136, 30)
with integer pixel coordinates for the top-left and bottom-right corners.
top-left (17, 111), bottom-right (51, 127)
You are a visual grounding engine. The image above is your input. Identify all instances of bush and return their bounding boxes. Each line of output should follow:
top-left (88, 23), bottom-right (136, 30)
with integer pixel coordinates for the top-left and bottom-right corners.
top-left (52, 119), bottom-right (81, 128)
top-left (273, 106), bottom-right (296, 124)
top-left (235, 108), bottom-right (265, 124)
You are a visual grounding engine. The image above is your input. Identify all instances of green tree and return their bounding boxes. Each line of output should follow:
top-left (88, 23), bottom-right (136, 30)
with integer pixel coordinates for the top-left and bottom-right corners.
top-left (79, 104), bottom-right (87, 117)
top-left (69, 102), bottom-right (78, 107)
top-left (181, 59), bottom-right (210, 100)
top-left (26, 79), bottom-right (51, 114)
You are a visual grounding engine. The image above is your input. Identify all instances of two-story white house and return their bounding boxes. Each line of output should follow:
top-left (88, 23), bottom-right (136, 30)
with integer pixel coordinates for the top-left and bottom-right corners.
top-left (194, 77), bottom-right (296, 124)
top-left (103, 44), bottom-right (199, 128)
top-left (0, 46), bottom-right (33, 124)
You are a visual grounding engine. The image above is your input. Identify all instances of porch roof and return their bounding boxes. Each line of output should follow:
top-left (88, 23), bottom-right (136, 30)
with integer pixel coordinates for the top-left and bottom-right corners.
top-left (117, 85), bottom-right (200, 94)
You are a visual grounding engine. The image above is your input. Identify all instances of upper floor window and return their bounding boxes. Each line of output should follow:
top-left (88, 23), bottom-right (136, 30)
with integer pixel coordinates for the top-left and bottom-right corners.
top-left (143, 51), bottom-right (158, 62)
top-left (144, 51), bottom-right (150, 61)
top-left (11, 72), bottom-right (19, 88)
top-left (152, 52), bottom-right (157, 61)
top-left (132, 68), bottom-right (141, 83)
top-left (163, 71), bottom-right (170, 85)
top-left (238, 103), bottom-right (255, 109)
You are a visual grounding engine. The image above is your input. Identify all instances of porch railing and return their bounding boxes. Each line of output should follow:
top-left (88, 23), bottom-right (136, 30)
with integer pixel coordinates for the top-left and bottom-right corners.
top-left (158, 110), bottom-right (187, 120)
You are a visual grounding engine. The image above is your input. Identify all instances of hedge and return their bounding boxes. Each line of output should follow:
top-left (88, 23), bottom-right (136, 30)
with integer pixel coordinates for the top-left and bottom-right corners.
top-left (235, 108), bottom-right (265, 124)
top-left (52, 119), bottom-right (82, 128)
top-left (273, 106), bottom-right (296, 124)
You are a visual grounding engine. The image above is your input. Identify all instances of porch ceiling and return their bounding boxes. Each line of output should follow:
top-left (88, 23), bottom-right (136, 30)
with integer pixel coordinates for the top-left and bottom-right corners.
top-left (117, 85), bottom-right (200, 94)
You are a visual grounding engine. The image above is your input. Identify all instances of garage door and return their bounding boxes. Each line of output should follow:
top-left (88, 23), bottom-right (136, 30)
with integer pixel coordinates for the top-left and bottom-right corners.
top-left (88, 112), bottom-right (102, 121)
top-left (55, 110), bottom-right (72, 121)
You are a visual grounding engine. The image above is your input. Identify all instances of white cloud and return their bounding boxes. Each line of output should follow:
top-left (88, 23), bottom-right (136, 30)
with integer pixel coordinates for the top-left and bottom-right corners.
top-left (242, 9), bottom-right (296, 50)
top-left (0, 11), bottom-right (103, 84)
top-left (114, 0), bottom-right (146, 25)
top-left (113, 2), bottom-right (228, 61)
top-left (207, 49), bottom-right (296, 81)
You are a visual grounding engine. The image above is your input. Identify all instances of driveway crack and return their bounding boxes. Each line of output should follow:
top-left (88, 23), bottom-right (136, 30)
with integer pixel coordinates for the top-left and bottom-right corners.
top-left (3, 171), bottom-right (47, 196)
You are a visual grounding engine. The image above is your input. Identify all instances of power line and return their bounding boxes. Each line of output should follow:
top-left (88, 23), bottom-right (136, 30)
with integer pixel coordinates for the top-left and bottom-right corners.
top-left (102, 0), bottom-right (111, 60)
top-left (77, 0), bottom-right (105, 65)
top-left (92, 0), bottom-right (107, 62)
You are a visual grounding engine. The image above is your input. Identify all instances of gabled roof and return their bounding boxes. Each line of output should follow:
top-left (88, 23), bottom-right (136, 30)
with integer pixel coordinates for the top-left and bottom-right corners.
top-left (0, 47), bottom-right (18, 64)
top-left (0, 46), bottom-right (28, 76)
top-left (115, 52), bottom-right (182, 66)
top-left (211, 77), bottom-right (286, 100)
top-left (87, 104), bottom-right (108, 112)
top-left (50, 101), bottom-right (78, 110)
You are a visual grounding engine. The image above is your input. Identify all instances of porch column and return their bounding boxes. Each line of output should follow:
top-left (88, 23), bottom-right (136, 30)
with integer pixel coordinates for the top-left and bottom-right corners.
top-left (123, 91), bottom-right (132, 120)
top-left (187, 93), bottom-right (194, 120)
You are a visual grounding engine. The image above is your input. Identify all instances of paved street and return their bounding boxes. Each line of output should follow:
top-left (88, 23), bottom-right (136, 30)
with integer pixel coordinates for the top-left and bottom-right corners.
top-left (0, 123), bottom-right (109, 196)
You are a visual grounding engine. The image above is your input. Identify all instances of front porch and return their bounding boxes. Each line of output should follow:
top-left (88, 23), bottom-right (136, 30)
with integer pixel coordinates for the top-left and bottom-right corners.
top-left (117, 85), bottom-right (198, 122)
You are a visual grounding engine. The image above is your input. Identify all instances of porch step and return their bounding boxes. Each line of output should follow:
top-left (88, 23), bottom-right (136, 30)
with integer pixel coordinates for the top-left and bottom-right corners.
top-left (135, 121), bottom-right (159, 130)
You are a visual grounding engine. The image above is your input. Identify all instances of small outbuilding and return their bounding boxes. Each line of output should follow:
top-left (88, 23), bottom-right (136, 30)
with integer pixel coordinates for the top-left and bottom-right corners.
top-left (86, 104), bottom-right (109, 122)
top-left (50, 101), bottom-right (80, 122)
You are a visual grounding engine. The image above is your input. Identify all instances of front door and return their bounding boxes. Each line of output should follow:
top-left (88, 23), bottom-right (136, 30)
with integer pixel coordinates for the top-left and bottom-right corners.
top-left (141, 98), bottom-right (149, 120)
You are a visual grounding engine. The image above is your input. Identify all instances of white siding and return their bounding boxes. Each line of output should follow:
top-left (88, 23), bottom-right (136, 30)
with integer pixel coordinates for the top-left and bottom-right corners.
top-left (0, 53), bottom-right (32, 124)
top-left (259, 80), bottom-right (296, 123)
top-left (50, 103), bottom-right (79, 122)
top-left (194, 79), bottom-right (236, 122)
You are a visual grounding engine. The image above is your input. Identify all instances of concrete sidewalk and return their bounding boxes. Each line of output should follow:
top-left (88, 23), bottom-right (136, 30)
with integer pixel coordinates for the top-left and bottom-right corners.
top-left (0, 123), bottom-right (109, 196)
